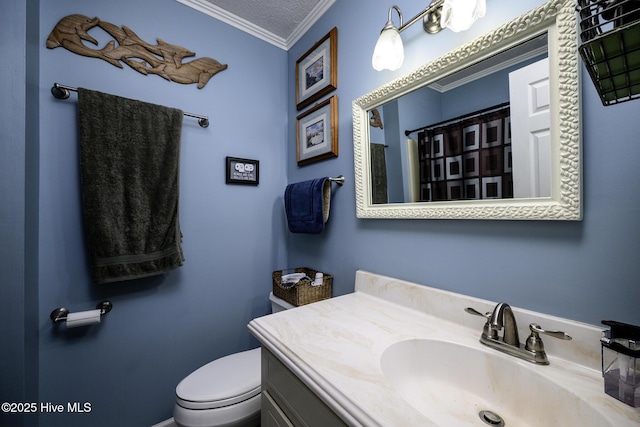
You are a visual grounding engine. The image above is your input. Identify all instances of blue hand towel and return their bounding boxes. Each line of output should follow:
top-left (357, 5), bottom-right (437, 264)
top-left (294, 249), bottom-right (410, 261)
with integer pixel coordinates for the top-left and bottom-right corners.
top-left (284, 178), bottom-right (330, 234)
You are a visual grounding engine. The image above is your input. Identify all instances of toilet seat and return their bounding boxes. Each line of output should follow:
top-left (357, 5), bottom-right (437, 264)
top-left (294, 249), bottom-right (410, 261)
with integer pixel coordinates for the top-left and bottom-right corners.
top-left (176, 348), bottom-right (261, 410)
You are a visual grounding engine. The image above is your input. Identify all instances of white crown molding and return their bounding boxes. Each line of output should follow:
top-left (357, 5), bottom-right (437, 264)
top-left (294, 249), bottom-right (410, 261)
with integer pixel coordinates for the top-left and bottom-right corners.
top-left (176, 0), bottom-right (336, 51)
top-left (286, 0), bottom-right (337, 49)
top-left (429, 45), bottom-right (548, 93)
top-left (176, 0), bottom-right (286, 49)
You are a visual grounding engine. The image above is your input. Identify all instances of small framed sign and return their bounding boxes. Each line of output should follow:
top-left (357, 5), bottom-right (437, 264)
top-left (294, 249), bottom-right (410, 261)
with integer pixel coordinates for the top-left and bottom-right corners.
top-left (226, 157), bottom-right (259, 185)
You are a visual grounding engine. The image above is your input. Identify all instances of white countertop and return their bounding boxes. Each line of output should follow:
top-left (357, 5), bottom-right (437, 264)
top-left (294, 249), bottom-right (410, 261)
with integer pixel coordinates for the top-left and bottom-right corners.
top-left (248, 271), bottom-right (640, 426)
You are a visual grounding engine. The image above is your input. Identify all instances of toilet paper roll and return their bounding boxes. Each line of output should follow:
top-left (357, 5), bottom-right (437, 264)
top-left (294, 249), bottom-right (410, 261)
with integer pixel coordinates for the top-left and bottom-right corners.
top-left (66, 309), bottom-right (101, 328)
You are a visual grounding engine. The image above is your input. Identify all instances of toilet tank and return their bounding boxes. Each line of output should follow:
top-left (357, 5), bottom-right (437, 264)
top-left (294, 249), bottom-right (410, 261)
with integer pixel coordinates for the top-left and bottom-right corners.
top-left (269, 292), bottom-right (296, 313)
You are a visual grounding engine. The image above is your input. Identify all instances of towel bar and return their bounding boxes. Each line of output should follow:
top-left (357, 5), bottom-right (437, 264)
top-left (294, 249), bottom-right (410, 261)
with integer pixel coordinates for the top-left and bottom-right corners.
top-left (51, 83), bottom-right (210, 128)
top-left (50, 300), bottom-right (113, 323)
top-left (328, 175), bottom-right (345, 186)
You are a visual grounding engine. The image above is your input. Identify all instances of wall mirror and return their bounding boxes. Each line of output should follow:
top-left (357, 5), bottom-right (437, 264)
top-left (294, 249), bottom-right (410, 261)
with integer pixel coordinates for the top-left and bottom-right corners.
top-left (353, 0), bottom-right (581, 220)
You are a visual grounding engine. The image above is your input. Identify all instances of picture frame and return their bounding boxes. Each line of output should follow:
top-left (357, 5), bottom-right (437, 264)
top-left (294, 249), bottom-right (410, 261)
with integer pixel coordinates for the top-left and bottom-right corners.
top-left (226, 157), bottom-right (259, 185)
top-left (296, 95), bottom-right (338, 166)
top-left (295, 27), bottom-right (338, 111)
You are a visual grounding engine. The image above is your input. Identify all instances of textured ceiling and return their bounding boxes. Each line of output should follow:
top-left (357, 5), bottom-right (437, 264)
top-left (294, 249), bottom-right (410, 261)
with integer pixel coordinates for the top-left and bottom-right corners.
top-left (206, 0), bottom-right (321, 39)
top-left (177, 0), bottom-right (336, 50)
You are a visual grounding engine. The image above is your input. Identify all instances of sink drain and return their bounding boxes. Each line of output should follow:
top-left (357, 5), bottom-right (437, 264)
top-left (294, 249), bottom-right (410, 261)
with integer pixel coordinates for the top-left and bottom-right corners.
top-left (479, 410), bottom-right (505, 426)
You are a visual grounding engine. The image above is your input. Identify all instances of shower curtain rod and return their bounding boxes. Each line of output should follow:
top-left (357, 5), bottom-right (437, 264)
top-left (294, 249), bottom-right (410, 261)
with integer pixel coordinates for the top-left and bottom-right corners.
top-left (51, 83), bottom-right (210, 128)
top-left (404, 101), bottom-right (510, 137)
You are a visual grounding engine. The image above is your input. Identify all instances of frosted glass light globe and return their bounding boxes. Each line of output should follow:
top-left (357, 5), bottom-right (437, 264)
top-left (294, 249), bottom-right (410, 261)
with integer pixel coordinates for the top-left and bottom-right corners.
top-left (372, 27), bottom-right (404, 71)
top-left (441, 0), bottom-right (486, 32)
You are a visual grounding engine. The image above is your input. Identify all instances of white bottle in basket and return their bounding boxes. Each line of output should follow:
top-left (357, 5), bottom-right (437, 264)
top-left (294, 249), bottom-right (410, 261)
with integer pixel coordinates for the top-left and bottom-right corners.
top-left (312, 272), bottom-right (323, 286)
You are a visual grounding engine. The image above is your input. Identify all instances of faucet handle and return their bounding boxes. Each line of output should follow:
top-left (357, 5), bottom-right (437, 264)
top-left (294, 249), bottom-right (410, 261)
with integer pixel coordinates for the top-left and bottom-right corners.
top-left (524, 324), bottom-right (572, 364)
top-left (529, 323), bottom-right (572, 341)
top-left (465, 307), bottom-right (491, 320)
top-left (465, 307), bottom-right (498, 340)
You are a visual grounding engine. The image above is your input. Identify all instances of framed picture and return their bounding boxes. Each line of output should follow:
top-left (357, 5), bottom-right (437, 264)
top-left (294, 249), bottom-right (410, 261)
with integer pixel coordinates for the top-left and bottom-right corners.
top-left (296, 95), bottom-right (338, 166)
top-left (226, 157), bottom-right (259, 185)
top-left (295, 27), bottom-right (338, 111)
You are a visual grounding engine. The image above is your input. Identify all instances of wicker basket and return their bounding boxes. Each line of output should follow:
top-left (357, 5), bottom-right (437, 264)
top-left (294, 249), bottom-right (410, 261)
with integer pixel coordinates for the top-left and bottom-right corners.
top-left (272, 267), bottom-right (332, 306)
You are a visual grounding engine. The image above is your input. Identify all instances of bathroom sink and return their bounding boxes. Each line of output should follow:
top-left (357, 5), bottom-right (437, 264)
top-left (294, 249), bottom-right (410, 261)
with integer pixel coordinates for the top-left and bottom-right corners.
top-left (380, 339), bottom-right (613, 427)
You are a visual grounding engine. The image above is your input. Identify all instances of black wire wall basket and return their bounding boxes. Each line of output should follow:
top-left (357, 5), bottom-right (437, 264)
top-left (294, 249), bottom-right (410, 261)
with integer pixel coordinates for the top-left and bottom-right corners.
top-left (578, 0), bottom-right (640, 105)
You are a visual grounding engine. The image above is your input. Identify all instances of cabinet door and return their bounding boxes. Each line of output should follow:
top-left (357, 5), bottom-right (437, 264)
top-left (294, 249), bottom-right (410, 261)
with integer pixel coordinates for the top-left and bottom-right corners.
top-left (262, 348), bottom-right (347, 427)
top-left (262, 390), bottom-right (294, 427)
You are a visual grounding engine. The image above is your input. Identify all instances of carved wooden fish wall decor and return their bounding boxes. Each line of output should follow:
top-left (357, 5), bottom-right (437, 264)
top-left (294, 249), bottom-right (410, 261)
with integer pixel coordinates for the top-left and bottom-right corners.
top-left (46, 14), bottom-right (228, 89)
top-left (369, 108), bottom-right (383, 129)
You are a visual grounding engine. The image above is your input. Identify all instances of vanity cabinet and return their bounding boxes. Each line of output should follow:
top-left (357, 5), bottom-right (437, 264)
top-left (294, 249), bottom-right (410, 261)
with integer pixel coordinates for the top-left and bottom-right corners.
top-left (261, 348), bottom-right (347, 427)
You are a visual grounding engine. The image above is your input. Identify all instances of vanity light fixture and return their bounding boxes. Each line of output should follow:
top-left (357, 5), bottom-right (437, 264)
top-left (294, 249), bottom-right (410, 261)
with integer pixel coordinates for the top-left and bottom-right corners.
top-left (372, 0), bottom-right (486, 71)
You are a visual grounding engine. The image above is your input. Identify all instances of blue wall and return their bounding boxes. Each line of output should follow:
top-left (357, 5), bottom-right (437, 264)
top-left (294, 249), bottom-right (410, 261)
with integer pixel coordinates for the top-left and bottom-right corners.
top-left (1, 0), bottom-right (639, 426)
top-left (286, 0), bottom-right (640, 327)
top-left (35, 0), bottom-right (286, 426)
top-left (0, 1), bottom-right (40, 427)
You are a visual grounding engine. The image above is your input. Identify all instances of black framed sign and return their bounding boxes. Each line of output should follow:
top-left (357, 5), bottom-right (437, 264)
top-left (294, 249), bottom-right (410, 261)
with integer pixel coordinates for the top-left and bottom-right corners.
top-left (226, 157), bottom-right (259, 185)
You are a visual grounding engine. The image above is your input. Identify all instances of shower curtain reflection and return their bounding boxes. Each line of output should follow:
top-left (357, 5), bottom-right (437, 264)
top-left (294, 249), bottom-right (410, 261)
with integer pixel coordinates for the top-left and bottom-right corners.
top-left (418, 106), bottom-right (512, 202)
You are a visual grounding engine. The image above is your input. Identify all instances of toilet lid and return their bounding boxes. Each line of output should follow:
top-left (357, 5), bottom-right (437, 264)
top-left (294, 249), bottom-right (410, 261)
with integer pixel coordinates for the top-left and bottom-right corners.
top-left (176, 347), bottom-right (261, 410)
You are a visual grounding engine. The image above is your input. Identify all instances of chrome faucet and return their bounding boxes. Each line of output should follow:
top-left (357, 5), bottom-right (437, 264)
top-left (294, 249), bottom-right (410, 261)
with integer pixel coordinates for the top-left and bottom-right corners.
top-left (465, 303), bottom-right (572, 365)
top-left (489, 302), bottom-right (519, 346)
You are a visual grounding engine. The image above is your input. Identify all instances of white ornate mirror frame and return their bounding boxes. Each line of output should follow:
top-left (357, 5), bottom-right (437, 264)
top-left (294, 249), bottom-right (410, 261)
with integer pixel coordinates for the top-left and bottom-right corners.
top-left (353, 0), bottom-right (581, 220)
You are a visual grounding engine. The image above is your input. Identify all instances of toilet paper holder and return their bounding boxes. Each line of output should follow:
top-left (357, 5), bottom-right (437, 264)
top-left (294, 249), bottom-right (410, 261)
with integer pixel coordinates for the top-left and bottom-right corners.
top-left (50, 301), bottom-right (113, 323)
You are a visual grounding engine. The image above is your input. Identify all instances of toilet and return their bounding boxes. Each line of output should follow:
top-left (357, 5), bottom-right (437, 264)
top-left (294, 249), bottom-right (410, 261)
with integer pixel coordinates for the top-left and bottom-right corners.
top-left (173, 292), bottom-right (295, 427)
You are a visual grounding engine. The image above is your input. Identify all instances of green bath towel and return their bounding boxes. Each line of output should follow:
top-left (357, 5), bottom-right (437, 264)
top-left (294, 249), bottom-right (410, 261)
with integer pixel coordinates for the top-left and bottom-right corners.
top-left (78, 88), bottom-right (185, 284)
top-left (370, 143), bottom-right (388, 204)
